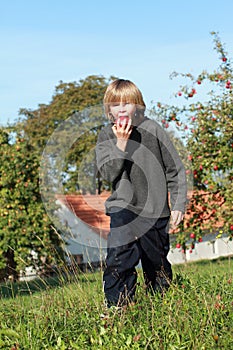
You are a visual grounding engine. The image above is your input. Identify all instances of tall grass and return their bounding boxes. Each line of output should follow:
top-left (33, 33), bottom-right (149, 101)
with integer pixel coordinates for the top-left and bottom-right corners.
top-left (0, 257), bottom-right (232, 349)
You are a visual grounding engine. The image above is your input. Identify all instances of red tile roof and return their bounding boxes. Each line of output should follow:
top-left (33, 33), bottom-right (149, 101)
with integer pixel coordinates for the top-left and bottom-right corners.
top-left (57, 192), bottom-right (110, 239)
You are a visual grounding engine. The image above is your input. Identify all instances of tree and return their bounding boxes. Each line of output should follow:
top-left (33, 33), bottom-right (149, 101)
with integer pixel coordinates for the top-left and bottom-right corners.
top-left (151, 32), bottom-right (233, 251)
top-left (0, 128), bottom-right (63, 280)
top-left (17, 75), bottom-right (116, 192)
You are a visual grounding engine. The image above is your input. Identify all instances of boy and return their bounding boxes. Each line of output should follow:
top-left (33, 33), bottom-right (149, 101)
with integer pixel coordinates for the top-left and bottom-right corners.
top-left (96, 79), bottom-right (187, 307)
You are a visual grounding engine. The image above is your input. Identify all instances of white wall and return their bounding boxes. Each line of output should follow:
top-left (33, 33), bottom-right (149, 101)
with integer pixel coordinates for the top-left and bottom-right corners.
top-left (56, 200), bottom-right (107, 264)
top-left (168, 237), bottom-right (233, 265)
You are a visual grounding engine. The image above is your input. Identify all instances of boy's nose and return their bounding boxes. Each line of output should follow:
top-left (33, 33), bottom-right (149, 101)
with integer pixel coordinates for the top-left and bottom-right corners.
top-left (119, 103), bottom-right (126, 110)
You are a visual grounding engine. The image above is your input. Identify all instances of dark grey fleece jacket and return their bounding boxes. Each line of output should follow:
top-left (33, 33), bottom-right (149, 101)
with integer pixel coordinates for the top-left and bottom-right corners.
top-left (96, 117), bottom-right (187, 218)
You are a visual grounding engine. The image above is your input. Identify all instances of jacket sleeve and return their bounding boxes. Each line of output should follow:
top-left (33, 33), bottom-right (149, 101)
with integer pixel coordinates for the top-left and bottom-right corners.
top-left (157, 126), bottom-right (187, 214)
top-left (95, 128), bottom-right (128, 183)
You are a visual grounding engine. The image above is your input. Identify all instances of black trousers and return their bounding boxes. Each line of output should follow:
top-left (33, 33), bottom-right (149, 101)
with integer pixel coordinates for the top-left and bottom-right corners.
top-left (103, 208), bottom-right (172, 307)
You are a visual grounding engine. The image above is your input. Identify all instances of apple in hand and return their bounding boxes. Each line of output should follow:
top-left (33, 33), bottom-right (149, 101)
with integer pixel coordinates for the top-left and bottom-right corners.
top-left (117, 116), bottom-right (130, 127)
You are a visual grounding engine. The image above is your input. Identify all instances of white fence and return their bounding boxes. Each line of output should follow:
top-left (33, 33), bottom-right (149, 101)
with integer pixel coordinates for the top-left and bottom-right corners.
top-left (19, 236), bottom-right (232, 281)
top-left (168, 237), bottom-right (233, 265)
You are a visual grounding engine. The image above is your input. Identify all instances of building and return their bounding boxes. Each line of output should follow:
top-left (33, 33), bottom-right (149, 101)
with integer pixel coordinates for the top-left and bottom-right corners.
top-left (56, 192), bottom-right (110, 269)
top-left (56, 190), bottom-right (232, 267)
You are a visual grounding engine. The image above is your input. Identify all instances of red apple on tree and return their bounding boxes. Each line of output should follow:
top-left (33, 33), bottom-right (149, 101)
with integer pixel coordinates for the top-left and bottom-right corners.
top-left (151, 33), bottom-right (232, 246)
top-left (188, 155), bottom-right (193, 161)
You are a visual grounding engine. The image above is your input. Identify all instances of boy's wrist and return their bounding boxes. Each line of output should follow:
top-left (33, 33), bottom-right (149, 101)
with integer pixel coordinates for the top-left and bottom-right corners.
top-left (116, 139), bottom-right (128, 152)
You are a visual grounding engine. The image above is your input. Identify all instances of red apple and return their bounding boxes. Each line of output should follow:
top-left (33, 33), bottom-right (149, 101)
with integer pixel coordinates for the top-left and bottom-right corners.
top-left (225, 80), bottom-right (231, 89)
top-left (213, 165), bottom-right (218, 171)
top-left (190, 233), bottom-right (195, 239)
top-left (222, 57), bottom-right (227, 62)
top-left (198, 237), bottom-right (203, 242)
top-left (176, 243), bottom-right (181, 249)
top-left (230, 225), bottom-right (233, 231)
top-left (117, 116), bottom-right (130, 127)
top-left (188, 155), bottom-right (193, 161)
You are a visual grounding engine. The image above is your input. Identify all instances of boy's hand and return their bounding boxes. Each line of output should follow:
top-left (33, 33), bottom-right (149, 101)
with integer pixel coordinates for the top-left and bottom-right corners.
top-left (112, 117), bottom-right (132, 151)
top-left (170, 210), bottom-right (184, 228)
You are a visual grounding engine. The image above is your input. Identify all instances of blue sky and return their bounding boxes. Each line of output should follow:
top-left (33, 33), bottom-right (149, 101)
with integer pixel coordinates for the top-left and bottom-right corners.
top-left (1, 0), bottom-right (233, 126)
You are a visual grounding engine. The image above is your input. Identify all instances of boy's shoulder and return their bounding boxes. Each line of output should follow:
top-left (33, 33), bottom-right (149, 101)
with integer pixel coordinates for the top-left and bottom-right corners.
top-left (138, 117), bottom-right (164, 134)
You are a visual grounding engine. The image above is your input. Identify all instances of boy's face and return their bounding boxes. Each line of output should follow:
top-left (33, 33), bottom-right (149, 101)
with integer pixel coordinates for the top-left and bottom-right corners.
top-left (109, 102), bottom-right (136, 122)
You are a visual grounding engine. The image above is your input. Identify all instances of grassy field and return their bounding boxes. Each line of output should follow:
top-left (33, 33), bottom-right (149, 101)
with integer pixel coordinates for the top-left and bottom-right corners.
top-left (0, 257), bottom-right (232, 349)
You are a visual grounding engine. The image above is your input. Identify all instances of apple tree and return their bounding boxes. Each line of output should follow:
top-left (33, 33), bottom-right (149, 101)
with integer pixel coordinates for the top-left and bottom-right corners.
top-left (0, 128), bottom-right (64, 280)
top-left (151, 32), bottom-right (233, 252)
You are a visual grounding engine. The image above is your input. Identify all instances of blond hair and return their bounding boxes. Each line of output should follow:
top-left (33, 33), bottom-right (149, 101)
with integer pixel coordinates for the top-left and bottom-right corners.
top-left (104, 79), bottom-right (146, 121)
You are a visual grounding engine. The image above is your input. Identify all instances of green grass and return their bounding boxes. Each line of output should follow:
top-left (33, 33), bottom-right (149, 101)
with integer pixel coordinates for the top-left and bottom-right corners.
top-left (0, 258), bottom-right (232, 349)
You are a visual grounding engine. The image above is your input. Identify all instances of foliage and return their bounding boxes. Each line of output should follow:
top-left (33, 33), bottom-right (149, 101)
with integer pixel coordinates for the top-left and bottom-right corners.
top-left (18, 75), bottom-right (114, 149)
top-left (0, 75), bottom-right (117, 280)
top-left (150, 32), bottom-right (233, 250)
top-left (0, 128), bottom-right (64, 280)
top-left (0, 258), bottom-right (232, 349)
top-left (18, 75), bottom-right (116, 192)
